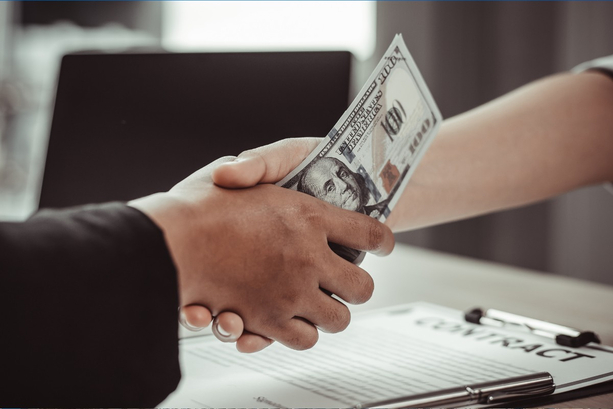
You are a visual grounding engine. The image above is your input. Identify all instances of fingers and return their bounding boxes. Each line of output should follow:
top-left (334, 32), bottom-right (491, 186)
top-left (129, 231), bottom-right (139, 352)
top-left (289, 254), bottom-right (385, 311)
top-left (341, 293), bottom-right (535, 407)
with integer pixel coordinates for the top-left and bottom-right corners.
top-left (180, 305), bottom-right (212, 331)
top-left (212, 137), bottom-right (321, 188)
top-left (300, 292), bottom-right (352, 333)
top-left (322, 206), bottom-right (395, 256)
top-left (171, 155), bottom-right (238, 190)
top-left (272, 317), bottom-right (320, 351)
top-left (236, 331), bottom-right (275, 353)
top-left (318, 254), bottom-right (375, 305)
top-left (181, 305), bottom-right (331, 352)
top-left (212, 312), bottom-right (244, 343)
top-left (180, 307), bottom-right (244, 344)
top-left (180, 307), bottom-right (274, 353)
top-left (214, 313), bottom-right (275, 352)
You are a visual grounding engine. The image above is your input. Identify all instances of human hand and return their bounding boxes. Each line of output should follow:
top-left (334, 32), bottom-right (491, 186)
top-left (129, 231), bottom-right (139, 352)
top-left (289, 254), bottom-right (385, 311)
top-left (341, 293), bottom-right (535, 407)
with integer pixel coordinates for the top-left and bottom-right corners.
top-left (180, 138), bottom-right (323, 352)
top-left (179, 306), bottom-right (263, 349)
top-left (179, 306), bottom-right (274, 352)
top-left (130, 146), bottom-right (395, 351)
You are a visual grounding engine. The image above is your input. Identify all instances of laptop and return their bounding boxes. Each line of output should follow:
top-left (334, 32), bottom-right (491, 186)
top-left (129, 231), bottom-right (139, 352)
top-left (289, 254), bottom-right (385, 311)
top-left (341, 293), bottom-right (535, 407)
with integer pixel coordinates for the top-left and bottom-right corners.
top-left (39, 51), bottom-right (351, 208)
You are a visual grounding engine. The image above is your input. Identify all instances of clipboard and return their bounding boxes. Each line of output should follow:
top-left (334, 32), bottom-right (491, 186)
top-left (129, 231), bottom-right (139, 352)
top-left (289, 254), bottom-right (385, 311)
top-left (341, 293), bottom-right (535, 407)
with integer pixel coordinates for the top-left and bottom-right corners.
top-left (161, 302), bottom-right (613, 408)
top-left (515, 378), bottom-right (613, 407)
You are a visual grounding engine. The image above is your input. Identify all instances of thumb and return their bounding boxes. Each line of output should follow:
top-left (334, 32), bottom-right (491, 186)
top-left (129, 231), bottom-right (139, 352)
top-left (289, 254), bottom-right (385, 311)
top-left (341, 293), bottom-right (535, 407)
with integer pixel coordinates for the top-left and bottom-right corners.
top-left (212, 137), bottom-right (321, 188)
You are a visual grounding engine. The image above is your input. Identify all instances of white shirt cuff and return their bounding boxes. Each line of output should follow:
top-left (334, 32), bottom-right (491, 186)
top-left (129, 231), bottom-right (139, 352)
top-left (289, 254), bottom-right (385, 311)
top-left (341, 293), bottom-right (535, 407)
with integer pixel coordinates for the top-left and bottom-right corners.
top-left (572, 56), bottom-right (613, 196)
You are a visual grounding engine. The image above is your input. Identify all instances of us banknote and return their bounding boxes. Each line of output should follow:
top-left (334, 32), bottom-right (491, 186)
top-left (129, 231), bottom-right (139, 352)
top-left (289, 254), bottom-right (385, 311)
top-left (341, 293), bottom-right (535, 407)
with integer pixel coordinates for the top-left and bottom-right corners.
top-left (277, 34), bottom-right (442, 262)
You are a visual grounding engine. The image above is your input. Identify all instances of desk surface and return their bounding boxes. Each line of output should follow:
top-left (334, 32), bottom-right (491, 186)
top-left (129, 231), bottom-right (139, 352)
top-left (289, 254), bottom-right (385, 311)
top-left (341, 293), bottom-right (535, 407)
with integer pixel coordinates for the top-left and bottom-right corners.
top-left (352, 244), bottom-right (613, 407)
top-left (179, 243), bottom-right (612, 406)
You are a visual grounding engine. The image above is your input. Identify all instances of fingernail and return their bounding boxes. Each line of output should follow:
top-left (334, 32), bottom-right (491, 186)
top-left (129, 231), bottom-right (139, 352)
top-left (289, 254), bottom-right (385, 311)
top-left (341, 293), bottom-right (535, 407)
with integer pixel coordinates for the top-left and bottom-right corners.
top-left (179, 310), bottom-right (204, 332)
top-left (213, 318), bottom-right (238, 342)
top-left (217, 322), bottom-right (231, 337)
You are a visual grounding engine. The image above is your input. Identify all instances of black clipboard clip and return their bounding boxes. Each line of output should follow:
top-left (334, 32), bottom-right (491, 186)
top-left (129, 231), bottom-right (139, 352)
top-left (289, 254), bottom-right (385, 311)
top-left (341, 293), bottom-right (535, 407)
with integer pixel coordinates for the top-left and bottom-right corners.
top-left (465, 307), bottom-right (601, 348)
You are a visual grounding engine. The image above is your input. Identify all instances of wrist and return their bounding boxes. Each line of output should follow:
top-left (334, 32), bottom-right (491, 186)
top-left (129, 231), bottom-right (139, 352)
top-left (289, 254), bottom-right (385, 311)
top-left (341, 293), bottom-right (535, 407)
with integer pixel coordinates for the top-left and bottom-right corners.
top-left (128, 192), bottom-right (198, 305)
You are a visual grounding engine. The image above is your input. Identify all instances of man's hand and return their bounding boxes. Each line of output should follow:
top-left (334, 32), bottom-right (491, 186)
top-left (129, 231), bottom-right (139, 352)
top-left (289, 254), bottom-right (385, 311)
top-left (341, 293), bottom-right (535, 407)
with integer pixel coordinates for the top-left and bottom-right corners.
top-left (211, 137), bottom-right (322, 188)
top-left (130, 143), bottom-right (394, 351)
top-left (180, 307), bottom-right (273, 352)
top-left (182, 138), bottom-right (323, 352)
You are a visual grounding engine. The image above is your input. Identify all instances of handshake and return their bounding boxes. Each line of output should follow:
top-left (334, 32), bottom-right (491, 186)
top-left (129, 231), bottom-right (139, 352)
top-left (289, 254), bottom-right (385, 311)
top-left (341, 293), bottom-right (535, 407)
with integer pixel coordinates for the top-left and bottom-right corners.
top-left (130, 137), bottom-right (395, 353)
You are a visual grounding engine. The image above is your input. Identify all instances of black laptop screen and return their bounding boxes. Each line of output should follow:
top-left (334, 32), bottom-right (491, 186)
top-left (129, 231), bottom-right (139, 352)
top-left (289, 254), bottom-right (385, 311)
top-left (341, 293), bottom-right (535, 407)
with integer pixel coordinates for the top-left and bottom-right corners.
top-left (39, 51), bottom-right (351, 208)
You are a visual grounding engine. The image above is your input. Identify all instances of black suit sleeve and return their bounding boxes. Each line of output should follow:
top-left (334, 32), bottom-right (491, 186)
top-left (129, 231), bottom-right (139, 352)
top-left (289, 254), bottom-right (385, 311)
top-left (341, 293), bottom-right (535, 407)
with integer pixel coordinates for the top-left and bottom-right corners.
top-left (0, 202), bottom-right (181, 406)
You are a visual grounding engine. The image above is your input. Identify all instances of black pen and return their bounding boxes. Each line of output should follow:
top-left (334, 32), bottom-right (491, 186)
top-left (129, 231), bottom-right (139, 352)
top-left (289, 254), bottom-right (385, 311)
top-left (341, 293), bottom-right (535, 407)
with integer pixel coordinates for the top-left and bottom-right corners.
top-left (355, 372), bottom-right (555, 409)
top-left (465, 308), bottom-right (601, 348)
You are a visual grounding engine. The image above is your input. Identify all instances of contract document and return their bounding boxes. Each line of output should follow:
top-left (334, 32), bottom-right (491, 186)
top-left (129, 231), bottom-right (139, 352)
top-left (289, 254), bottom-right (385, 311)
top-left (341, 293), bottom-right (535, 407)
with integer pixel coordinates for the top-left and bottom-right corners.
top-left (161, 302), bottom-right (613, 408)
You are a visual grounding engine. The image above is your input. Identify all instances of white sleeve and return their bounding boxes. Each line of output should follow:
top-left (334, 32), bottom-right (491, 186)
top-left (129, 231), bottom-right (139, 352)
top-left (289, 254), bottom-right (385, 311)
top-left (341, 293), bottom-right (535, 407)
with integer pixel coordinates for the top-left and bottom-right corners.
top-left (572, 55), bottom-right (613, 75)
top-left (572, 56), bottom-right (613, 195)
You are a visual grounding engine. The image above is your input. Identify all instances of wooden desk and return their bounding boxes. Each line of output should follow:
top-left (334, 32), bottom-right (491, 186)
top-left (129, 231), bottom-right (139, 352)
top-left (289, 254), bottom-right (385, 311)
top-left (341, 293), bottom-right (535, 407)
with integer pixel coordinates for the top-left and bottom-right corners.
top-left (352, 244), bottom-right (613, 407)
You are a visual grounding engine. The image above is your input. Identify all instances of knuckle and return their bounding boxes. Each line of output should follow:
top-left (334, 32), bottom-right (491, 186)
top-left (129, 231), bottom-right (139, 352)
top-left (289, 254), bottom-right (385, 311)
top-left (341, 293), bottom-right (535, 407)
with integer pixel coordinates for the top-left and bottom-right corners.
top-left (339, 263), bottom-right (375, 304)
top-left (327, 306), bottom-right (351, 333)
top-left (302, 251), bottom-right (320, 270)
top-left (314, 198), bottom-right (330, 215)
top-left (300, 201), bottom-right (324, 226)
top-left (218, 155), bottom-right (238, 163)
top-left (351, 270), bottom-right (374, 304)
top-left (259, 311), bottom-right (286, 333)
top-left (290, 329), bottom-right (319, 351)
top-left (283, 242), bottom-right (317, 272)
top-left (240, 148), bottom-right (267, 166)
top-left (367, 221), bottom-right (385, 250)
top-left (237, 148), bottom-right (257, 159)
top-left (345, 214), bottom-right (361, 234)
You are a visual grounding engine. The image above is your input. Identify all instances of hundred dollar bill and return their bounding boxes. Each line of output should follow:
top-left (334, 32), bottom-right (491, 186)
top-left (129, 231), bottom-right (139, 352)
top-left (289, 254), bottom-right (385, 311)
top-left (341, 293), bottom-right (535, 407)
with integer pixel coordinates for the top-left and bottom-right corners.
top-left (277, 34), bottom-right (442, 262)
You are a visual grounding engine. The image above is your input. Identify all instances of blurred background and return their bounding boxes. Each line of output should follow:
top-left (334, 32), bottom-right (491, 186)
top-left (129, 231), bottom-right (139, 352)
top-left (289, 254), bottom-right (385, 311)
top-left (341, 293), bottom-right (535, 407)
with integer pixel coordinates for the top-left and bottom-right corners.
top-left (0, 2), bottom-right (612, 284)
